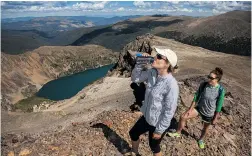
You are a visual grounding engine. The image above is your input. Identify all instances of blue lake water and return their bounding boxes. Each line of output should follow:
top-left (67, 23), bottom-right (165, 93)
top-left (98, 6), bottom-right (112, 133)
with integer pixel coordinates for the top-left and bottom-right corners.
top-left (36, 64), bottom-right (114, 100)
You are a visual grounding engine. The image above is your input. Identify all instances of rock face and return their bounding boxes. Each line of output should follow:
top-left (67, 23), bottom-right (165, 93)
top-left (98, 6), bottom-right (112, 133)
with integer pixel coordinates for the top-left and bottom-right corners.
top-left (1, 45), bottom-right (118, 109)
top-left (110, 34), bottom-right (164, 77)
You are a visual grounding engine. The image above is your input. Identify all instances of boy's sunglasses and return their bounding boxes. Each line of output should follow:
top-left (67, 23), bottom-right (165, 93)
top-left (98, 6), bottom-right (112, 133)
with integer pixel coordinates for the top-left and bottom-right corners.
top-left (207, 75), bottom-right (217, 80)
top-left (156, 54), bottom-right (167, 61)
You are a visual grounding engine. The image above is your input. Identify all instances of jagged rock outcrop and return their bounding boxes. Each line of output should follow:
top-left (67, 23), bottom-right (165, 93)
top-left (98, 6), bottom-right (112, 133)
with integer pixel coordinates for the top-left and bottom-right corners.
top-left (109, 34), bottom-right (163, 77)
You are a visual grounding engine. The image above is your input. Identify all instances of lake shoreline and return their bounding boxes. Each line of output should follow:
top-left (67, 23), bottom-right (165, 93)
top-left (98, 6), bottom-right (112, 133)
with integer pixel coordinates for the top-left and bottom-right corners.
top-left (1, 45), bottom-right (119, 110)
top-left (14, 63), bottom-right (116, 112)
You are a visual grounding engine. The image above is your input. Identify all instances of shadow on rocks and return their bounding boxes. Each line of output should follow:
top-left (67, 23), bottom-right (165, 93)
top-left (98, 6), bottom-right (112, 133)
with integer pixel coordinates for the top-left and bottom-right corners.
top-left (91, 123), bottom-right (131, 154)
top-left (130, 82), bottom-right (146, 112)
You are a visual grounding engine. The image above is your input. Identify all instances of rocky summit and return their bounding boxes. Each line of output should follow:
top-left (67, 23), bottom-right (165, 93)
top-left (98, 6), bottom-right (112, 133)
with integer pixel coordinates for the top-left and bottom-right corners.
top-left (1, 35), bottom-right (251, 156)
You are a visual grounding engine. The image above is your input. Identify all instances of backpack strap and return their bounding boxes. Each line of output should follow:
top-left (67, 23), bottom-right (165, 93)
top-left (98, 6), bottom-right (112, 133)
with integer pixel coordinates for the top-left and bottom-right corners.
top-left (199, 82), bottom-right (208, 96)
top-left (217, 84), bottom-right (224, 100)
top-left (197, 82), bottom-right (208, 102)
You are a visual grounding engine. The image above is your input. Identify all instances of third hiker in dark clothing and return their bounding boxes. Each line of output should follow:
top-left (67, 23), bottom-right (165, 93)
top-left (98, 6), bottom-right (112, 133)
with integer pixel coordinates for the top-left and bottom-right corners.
top-left (130, 82), bottom-right (146, 111)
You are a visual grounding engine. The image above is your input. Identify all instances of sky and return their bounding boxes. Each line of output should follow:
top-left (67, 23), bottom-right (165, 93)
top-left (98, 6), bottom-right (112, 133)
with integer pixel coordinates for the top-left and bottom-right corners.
top-left (1, 1), bottom-right (251, 19)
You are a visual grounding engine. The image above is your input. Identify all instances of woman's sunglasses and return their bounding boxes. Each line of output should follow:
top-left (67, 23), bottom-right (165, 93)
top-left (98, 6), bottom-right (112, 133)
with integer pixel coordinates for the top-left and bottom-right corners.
top-left (207, 75), bottom-right (217, 80)
top-left (156, 54), bottom-right (167, 61)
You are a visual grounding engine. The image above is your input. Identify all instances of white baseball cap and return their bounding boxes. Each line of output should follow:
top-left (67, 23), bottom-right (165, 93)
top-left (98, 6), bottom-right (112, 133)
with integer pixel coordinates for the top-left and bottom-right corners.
top-left (153, 46), bottom-right (178, 67)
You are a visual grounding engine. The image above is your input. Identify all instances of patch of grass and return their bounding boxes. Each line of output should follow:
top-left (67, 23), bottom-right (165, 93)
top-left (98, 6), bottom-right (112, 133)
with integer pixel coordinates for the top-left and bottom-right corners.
top-left (14, 96), bottom-right (53, 112)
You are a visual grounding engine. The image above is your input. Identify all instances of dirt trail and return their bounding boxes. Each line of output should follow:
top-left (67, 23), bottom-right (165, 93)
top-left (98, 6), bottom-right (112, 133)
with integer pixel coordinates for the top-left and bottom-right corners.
top-left (2, 77), bottom-right (133, 134)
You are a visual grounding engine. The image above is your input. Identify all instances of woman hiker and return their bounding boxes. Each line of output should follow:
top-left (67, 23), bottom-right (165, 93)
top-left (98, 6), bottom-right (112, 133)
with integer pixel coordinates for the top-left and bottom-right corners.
top-left (128, 47), bottom-right (179, 156)
top-left (168, 67), bottom-right (225, 149)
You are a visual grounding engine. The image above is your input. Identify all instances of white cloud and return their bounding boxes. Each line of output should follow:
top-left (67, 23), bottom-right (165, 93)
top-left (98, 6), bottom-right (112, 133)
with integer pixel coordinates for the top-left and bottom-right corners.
top-left (1, 1), bottom-right (251, 18)
top-left (6, 1), bottom-right (109, 12)
top-left (180, 8), bottom-right (193, 12)
top-left (155, 9), bottom-right (171, 12)
top-left (187, 1), bottom-right (210, 7)
top-left (198, 9), bottom-right (208, 13)
top-left (189, 1), bottom-right (250, 11)
top-left (169, 1), bottom-right (180, 5)
top-left (212, 1), bottom-right (238, 15)
top-left (133, 1), bottom-right (152, 8)
top-left (29, 6), bottom-right (39, 11)
top-left (117, 7), bottom-right (125, 11)
top-left (25, 5), bottom-right (66, 12)
top-left (161, 5), bottom-right (176, 11)
top-left (229, 1), bottom-right (244, 7)
top-left (73, 2), bottom-right (108, 11)
top-left (92, 1), bottom-right (108, 10)
top-left (1, 1), bottom-right (6, 6)
top-left (184, 1), bottom-right (251, 15)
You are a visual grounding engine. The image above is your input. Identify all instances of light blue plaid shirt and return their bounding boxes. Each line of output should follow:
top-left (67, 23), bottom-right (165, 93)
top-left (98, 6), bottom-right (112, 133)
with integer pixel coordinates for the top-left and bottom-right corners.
top-left (131, 65), bottom-right (179, 134)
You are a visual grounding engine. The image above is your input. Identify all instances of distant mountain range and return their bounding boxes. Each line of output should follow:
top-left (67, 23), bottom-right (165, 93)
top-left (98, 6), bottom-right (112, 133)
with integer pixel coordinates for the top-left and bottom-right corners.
top-left (2, 15), bottom-right (141, 32)
top-left (1, 15), bottom-right (140, 54)
top-left (71, 11), bottom-right (251, 56)
top-left (1, 26), bottom-right (97, 54)
top-left (1, 11), bottom-right (251, 56)
top-left (2, 17), bottom-right (35, 23)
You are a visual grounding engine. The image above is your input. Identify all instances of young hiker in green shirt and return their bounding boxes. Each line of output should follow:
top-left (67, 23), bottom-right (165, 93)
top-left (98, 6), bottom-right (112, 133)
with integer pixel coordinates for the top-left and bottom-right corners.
top-left (168, 67), bottom-right (225, 149)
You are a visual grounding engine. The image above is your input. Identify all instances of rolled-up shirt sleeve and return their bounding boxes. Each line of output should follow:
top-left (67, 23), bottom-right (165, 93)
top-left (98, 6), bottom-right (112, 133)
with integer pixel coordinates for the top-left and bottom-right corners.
top-left (154, 82), bottom-right (179, 134)
top-left (131, 65), bottom-right (149, 83)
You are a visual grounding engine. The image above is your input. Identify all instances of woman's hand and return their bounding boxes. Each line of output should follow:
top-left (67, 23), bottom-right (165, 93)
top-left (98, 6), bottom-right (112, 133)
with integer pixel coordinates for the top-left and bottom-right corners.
top-left (212, 118), bottom-right (217, 125)
top-left (142, 53), bottom-right (150, 57)
top-left (185, 102), bottom-right (196, 118)
top-left (152, 133), bottom-right (161, 140)
top-left (212, 112), bottom-right (219, 125)
top-left (185, 107), bottom-right (193, 117)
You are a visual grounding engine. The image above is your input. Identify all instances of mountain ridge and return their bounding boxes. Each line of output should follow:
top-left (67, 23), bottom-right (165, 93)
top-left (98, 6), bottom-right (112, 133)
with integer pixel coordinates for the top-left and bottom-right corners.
top-left (2, 11), bottom-right (250, 55)
top-left (73, 10), bottom-right (251, 56)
